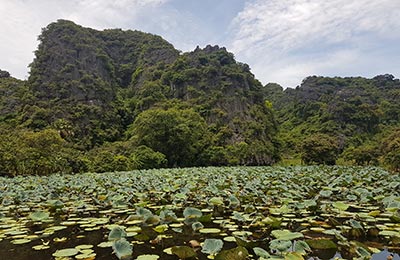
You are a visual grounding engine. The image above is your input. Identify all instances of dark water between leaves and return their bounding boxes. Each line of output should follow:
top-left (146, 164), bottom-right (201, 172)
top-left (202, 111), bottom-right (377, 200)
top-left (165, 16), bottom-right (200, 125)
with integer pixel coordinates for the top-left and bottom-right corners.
top-left (0, 223), bottom-right (399, 260)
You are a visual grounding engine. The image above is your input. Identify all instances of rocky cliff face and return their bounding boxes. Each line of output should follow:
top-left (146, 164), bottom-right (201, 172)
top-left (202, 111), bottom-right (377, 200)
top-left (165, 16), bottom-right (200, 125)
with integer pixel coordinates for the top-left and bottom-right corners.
top-left (8, 20), bottom-right (280, 164)
top-left (28, 20), bottom-right (179, 102)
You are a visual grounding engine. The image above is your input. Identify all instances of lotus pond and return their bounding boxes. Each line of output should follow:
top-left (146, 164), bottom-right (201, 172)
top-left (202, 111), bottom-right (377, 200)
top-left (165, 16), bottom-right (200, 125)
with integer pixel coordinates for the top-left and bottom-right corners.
top-left (0, 166), bottom-right (399, 260)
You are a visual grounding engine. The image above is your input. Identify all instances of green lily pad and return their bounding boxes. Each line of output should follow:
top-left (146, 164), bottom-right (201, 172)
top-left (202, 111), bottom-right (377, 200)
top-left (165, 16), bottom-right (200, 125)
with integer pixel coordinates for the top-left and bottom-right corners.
top-left (269, 239), bottom-right (292, 252)
top-left (108, 226), bottom-right (127, 241)
top-left (75, 244), bottom-right (93, 250)
top-left (306, 239), bottom-right (337, 249)
top-left (332, 202), bottom-right (350, 211)
top-left (75, 253), bottom-right (96, 259)
top-left (11, 239), bottom-right (31, 245)
top-left (253, 247), bottom-right (271, 258)
top-left (153, 224), bottom-right (168, 233)
top-left (294, 241), bottom-right (311, 255)
top-left (171, 246), bottom-right (197, 259)
top-left (52, 248), bottom-right (80, 257)
top-left (285, 252), bottom-right (304, 260)
top-left (98, 241), bottom-right (113, 248)
top-left (112, 239), bottom-right (133, 260)
top-left (136, 254), bottom-right (160, 260)
top-left (271, 230), bottom-right (304, 240)
top-left (192, 221), bottom-right (204, 231)
top-left (209, 197), bottom-right (224, 206)
top-left (183, 207), bottom-right (202, 219)
top-left (29, 211), bottom-right (50, 221)
top-left (32, 244), bottom-right (50, 250)
top-left (199, 228), bottom-right (221, 234)
top-left (201, 238), bottom-right (224, 255)
top-left (215, 246), bottom-right (249, 260)
top-left (379, 230), bottom-right (400, 237)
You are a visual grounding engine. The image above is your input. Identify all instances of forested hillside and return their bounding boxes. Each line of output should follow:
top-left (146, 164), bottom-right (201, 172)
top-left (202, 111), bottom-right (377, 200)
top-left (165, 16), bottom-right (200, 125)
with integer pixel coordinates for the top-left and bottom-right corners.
top-left (0, 20), bottom-right (280, 176)
top-left (0, 20), bottom-right (399, 176)
top-left (265, 75), bottom-right (400, 169)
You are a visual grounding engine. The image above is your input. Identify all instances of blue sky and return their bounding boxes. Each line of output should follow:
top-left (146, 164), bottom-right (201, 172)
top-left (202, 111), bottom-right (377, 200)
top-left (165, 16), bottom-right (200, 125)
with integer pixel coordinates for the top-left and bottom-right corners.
top-left (1, 0), bottom-right (399, 88)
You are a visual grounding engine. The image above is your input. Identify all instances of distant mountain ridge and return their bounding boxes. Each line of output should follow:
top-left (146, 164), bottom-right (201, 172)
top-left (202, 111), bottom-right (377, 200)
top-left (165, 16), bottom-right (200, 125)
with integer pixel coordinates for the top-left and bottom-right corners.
top-left (264, 74), bottom-right (400, 167)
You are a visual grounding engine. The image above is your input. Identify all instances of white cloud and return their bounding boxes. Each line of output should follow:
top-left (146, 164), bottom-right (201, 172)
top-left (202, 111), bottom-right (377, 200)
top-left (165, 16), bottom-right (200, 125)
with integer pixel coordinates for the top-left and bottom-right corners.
top-left (230, 0), bottom-right (400, 87)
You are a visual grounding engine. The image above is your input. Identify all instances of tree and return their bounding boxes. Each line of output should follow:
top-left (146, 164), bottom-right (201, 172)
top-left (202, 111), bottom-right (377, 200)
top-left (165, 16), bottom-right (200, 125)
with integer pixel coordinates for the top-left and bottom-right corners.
top-left (131, 145), bottom-right (167, 169)
top-left (301, 134), bottom-right (340, 165)
top-left (342, 144), bottom-right (380, 166)
top-left (128, 104), bottom-right (209, 167)
top-left (0, 128), bottom-right (83, 176)
top-left (381, 129), bottom-right (400, 171)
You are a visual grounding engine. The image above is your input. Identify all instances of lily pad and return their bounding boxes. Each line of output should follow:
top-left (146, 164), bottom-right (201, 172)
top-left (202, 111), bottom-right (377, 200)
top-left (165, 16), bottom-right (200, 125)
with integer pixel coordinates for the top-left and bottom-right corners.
top-left (109, 226), bottom-right (127, 241)
top-left (215, 246), bottom-right (249, 260)
top-left (52, 248), bottom-right (80, 257)
top-left (136, 254), bottom-right (160, 260)
top-left (306, 239), bottom-right (337, 249)
top-left (199, 228), bottom-right (221, 234)
top-left (171, 246), bottom-right (197, 259)
top-left (183, 207), bottom-right (202, 219)
top-left (112, 239), bottom-right (133, 260)
top-left (269, 239), bottom-right (292, 252)
top-left (29, 211), bottom-right (50, 221)
top-left (253, 247), bottom-right (271, 258)
top-left (332, 202), bottom-right (350, 211)
top-left (271, 230), bottom-right (304, 240)
top-left (201, 239), bottom-right (224, 255)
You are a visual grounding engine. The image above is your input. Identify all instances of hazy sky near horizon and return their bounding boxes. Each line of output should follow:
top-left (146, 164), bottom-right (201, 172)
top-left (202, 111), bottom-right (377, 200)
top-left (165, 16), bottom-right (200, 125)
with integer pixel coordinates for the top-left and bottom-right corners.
top-left (1, 0), bottom-right (399, 88)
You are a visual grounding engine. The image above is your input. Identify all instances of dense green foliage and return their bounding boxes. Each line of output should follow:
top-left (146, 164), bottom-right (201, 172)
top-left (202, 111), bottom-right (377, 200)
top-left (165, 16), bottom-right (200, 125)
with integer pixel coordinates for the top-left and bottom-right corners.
top-left (127, 103), bottom-right (209, 167)
top-left (0, 20), bottom-right (280, 175)
top-left (300, 133), bottom-right (340, 165)
top-left (265, 75), bottom-right (400, 169)
top-left (0, 20), bottom-right (399, 175)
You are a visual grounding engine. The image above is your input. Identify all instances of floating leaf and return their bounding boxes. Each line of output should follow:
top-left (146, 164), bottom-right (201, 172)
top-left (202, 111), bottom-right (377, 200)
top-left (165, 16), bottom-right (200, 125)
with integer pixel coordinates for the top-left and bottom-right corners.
top-left (261, 216), bottom-right (282, 228)
top-left (112, 238), bottom-right (133, 260)
top-left (153, 224), bottom-right (168, 233)
top-left (228, 195), bottom-right (240, 207)
top-left (355, 246), bottom-right (370, 258)
top-left (215, 246), bottom-right (249, 260)
top-left (32, 244), bottom-right (50, 250)
top-left (136, 254), bottom-right (160, 260)
top-left (209, 197), bottom-right (224, 206)
top-left (269, 239), bottom-right (292, 252)
top-left (29, 211), bottom-right (50, 221)
top-left (52, 248), bottom-right (79, 257)
top-left (11, 239), bottom-right (31, 245)
top-left (109, 226), bottom-right (127, 241)
top-left (171, 246), bottom-right (197, 259)
top-left (199, 228), bottom-right (221, 234)
top-left (305, 239), bottom-right (337, 249)
top-left (332, 202), bottom-right (349, 211)
top-left (320, 190), bottom-right (332, 198)
top-left (253, 247), bottom-right (271, 258)
top-left (183, 207), bottom-right (202, 219)
top-left (294, 241), bottom-right (311, 255)
top-left (201, 239), bottom-right (224, 255)
top-left (75, 253), bottom-right (96, 259)
top-left (285, 252), bottom-right (304, 260)
top-left (271, 230), bottom-right (304, 240)
top-left (75, 244), bottom-right (94, 250)
top-left (98, 241), bottom-right (113, 248)
top-left (192, 221), bottom-right (204, 231)
top-left (379, 230), bottom-right (400, 237)
top-left (223, 236), bottom-right (236, 242)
